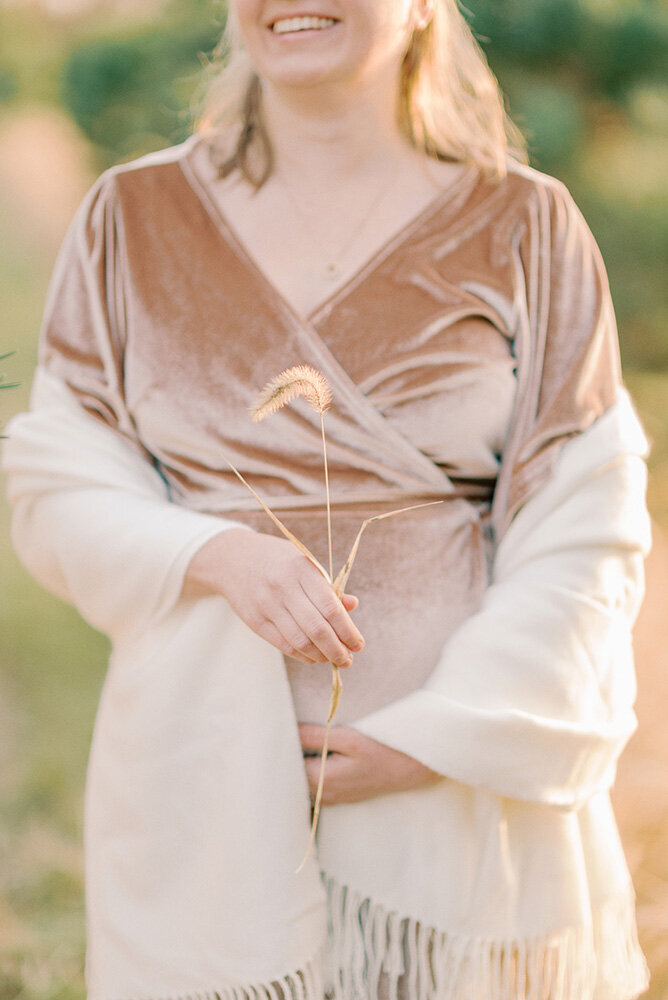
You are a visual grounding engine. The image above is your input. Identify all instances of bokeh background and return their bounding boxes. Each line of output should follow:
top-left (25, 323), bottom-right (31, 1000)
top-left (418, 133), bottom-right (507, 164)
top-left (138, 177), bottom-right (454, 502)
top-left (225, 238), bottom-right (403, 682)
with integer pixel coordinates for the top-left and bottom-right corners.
top-left (0, 0), bottom-right (666, 997)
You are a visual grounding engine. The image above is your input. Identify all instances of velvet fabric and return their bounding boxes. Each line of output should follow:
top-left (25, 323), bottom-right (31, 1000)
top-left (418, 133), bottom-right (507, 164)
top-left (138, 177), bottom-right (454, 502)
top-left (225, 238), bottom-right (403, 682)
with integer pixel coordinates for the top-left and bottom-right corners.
top-left (40, 134), bottom-right (619, 726)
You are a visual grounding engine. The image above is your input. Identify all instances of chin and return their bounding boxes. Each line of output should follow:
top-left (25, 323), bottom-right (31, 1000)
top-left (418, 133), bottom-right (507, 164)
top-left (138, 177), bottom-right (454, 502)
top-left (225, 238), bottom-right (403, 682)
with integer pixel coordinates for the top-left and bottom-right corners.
top-left (250, 29), bottom-right (368, 90)
top-left (260, 53), bottom-right (379, 95)
top-left (264, 65), bottom-right (351, 90)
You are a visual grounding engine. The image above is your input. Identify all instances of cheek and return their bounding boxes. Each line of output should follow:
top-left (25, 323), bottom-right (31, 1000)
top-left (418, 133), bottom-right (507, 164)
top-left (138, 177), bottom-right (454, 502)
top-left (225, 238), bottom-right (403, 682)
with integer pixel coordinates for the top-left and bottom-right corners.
top-left (372, 0), bottom-right (415, 35)
top-left (360, 2), bottom-right (415, 66)
top-left (228, 0), bottom-right (264, 51)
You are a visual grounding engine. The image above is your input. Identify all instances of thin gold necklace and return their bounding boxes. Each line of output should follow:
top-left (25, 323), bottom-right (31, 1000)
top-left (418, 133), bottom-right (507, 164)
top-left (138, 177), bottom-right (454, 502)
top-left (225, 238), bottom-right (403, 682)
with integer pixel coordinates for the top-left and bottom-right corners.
top-left (275, 161), bottom-right (400, 281)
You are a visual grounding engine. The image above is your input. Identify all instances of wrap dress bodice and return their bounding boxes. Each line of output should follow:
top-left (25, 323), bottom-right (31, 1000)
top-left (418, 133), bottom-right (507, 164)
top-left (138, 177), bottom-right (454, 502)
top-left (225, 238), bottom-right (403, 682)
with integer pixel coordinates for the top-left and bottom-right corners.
top-left (44, 133), bottom-right (517, 723)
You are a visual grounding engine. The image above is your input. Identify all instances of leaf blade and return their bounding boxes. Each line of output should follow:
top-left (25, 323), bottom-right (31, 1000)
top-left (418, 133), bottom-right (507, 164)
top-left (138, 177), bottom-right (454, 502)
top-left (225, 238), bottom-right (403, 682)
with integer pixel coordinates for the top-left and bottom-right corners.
top-left (223, 459), bottom-right (331, 582)
top-left (334, 500), bottom-right (444, 594)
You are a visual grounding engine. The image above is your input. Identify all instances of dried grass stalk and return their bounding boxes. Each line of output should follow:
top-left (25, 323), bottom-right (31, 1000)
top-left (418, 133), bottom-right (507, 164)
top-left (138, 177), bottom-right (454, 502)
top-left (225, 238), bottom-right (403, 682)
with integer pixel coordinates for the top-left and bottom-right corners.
top-left (295, 499), bottom-right (444, 873)
top-left (251, 364), bottom-right (333, 422)
top-left (223, 461), bottom-right (330, 582)
top-left (252, 364), bottom-right (334, 580)
top-left (228, 365), bottom-right (444, 871)
top-left (333, 501), bottom-right (445, 595)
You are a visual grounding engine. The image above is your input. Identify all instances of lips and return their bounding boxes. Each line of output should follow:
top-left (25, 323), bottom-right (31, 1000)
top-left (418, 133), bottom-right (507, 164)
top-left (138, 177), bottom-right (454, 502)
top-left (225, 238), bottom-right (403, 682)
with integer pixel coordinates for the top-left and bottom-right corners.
top-left (269, 14), bottom-right (339, 35)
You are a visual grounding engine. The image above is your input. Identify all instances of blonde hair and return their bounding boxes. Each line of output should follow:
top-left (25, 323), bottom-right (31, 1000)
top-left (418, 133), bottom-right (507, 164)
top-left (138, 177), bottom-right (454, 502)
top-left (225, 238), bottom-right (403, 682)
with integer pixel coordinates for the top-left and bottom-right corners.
top-left (196, 0), bottom-right (527, 187)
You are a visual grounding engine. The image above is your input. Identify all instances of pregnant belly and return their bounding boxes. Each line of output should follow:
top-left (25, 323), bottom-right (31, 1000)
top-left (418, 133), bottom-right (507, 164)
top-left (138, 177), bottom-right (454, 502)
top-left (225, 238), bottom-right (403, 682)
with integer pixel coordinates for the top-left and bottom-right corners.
top-left (223, 498), bottom-right (489, 724)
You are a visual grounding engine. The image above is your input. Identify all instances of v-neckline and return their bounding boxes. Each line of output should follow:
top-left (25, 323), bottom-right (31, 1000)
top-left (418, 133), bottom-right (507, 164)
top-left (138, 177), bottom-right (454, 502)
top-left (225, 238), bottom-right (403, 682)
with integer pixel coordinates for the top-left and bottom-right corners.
top-left (179, 135), bottom-right (482, 329)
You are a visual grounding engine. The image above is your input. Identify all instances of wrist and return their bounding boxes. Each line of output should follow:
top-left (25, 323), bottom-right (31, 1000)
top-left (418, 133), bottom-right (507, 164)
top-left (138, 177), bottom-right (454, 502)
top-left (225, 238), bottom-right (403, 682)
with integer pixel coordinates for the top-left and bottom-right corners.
top-left (184, 526), bottom-right (255, 598)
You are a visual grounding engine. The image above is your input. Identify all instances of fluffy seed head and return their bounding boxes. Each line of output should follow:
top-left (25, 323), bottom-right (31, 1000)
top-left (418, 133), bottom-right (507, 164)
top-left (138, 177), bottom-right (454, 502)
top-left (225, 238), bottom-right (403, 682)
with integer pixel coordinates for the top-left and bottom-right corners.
top-left (251, 365), bottom-right (333, 421)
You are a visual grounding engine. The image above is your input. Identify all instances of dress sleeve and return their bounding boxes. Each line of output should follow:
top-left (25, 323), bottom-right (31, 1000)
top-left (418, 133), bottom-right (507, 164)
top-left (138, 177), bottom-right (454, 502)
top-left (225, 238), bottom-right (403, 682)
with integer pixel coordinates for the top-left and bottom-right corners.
top-left (494, 176), bottom-right (623, 533)
top-left (2, 173), bottom-right (253, 641)
top-left (350, 179), bottom-right (651, 811)
top-left (37, 171), bottom-right (141, 447)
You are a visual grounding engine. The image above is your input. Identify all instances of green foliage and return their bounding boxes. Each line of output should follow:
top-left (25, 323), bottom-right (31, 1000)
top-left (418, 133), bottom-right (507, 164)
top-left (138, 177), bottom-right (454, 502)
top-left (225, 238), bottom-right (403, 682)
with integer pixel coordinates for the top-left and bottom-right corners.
top-left (469, 0), bottom-right (585, 65)
top-left (581, 196), bottom-right (668, 371)
top-left (0, 354), bottom-right (19, 387)
top-left (0, 5), bottom-right (73, 107)
top-left (512, 77), bottom-right (585, 166)
top-left (0, 354), bottom-right (19, 438)
top-left (467, 0), bottom-right (667, 92)
top-left (58, 0), bottom-right (223, 163)
top-left (591, 10), bottom-right (667, 98)
top-left (466, 0), bottom-right (667, 168)
top-left (0, 69), bottom-right (17, 103)
top-left (61, 20), bottom-right (220, 161)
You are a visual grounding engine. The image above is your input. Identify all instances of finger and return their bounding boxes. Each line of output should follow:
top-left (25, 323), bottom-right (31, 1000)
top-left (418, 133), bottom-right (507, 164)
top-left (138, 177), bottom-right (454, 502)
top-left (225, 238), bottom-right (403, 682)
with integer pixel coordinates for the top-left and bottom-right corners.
top-left (341, 593), bottom-right (359, 611)
top-left (299, 580), bottom-right (365, 655)
top-left (254, 619), bottom-right (318, 665)
top-left (322, 725), bottom-right (364, 753)
top-left (299, 723), bottom-right (358, 755)
top-left (303, 752), bottom-right (351, 803)
top-left (299, 565), bottom-right (364, 650)
top-left (292, 590), bottom-right (356, 668)
top-left (299, 722), bottom-right (328, 751)
top-left (270, 607), bottom-right (332, 664)
top-left (303, 754), bottom-right (331, 791)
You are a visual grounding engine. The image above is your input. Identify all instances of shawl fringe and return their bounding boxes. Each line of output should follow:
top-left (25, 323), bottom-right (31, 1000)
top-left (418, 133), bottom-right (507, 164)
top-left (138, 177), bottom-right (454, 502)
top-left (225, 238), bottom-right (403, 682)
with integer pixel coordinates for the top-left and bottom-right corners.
top-left (102, 959), bottom-right (324, 1000)
top-left (92, 873), bottom-right (649, 1000)
top-left (321, 875), bottom-right (650, 1000)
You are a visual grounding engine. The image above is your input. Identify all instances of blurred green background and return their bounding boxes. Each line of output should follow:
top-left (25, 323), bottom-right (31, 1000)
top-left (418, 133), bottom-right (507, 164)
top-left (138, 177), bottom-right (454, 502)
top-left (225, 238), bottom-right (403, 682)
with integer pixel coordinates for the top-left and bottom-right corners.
top-left (0, 0), bottom-right (666, 997)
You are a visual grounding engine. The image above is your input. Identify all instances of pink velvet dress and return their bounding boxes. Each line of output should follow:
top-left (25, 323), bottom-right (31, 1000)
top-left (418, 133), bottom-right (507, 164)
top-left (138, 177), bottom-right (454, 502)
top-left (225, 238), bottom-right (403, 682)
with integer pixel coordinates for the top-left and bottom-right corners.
top-left (33, 133), bottom-right (648, 1000)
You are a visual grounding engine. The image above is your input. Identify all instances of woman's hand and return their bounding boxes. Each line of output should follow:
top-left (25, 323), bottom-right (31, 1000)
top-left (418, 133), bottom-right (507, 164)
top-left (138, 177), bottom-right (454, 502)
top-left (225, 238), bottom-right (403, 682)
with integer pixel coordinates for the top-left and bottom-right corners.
top-left (300, 724), bottom-right (442, 805)
top-left (184, 528), bottom-right (364, 668)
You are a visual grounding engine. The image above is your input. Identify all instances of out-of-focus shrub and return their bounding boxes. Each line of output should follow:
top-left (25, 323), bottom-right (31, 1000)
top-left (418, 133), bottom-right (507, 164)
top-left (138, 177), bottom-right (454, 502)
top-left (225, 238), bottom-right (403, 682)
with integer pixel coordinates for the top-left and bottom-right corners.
top-left (467, 0), bottom-right (667, 168)
top-left (61, 21), bottom-right (220, 162)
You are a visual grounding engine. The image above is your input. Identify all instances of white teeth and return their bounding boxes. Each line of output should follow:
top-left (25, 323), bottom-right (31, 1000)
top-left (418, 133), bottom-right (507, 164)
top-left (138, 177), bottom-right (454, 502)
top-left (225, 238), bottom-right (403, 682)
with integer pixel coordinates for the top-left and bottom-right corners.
top-left (272, 16), bottom-right (337, 34)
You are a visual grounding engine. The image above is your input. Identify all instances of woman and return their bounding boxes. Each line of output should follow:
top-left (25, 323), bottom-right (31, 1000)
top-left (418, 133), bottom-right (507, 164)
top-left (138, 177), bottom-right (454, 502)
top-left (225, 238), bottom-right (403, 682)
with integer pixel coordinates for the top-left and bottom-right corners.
top-left (2, 1), bottom-right (652, 998)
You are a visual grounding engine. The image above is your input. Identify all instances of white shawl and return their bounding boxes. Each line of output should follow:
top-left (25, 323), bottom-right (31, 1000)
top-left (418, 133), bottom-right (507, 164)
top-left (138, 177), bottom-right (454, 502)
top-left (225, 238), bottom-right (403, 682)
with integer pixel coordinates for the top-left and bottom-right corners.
top-left (2, 367), bottom-right (651, 1000)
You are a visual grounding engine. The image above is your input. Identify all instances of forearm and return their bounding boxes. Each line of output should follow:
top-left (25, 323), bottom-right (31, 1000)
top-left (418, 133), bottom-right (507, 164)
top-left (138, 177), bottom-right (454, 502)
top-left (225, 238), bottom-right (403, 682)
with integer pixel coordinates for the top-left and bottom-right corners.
top-left (352, 395), bottom-right (651, 809)
top-left (3, 368), bottom-right (249, 638)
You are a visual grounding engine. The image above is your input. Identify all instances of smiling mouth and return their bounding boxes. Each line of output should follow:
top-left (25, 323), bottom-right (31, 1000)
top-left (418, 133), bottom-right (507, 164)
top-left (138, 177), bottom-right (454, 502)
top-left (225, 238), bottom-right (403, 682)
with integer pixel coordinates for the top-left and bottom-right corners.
top-left (271, 15), bottom-right (339, 35)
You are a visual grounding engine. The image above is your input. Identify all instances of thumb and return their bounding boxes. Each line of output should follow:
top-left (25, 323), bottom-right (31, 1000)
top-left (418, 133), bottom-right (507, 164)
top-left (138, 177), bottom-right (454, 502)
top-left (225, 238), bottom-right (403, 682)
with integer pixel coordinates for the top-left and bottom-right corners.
top-left (299, 722), bottom-right (328, 751)
top-left (341, 593), bottom-right (359, 611)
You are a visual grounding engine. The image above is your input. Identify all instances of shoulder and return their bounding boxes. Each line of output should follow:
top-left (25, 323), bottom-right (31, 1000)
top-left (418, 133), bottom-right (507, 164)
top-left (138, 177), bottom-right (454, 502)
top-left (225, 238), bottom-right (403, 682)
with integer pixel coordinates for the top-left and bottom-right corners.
top-left (449, 157), bottom-right (598, 282)
top-left (97, 135), bottom-right (200, 211)
top-left (497, 158), bottom-right (579, 214)
top-left (499, 158), bottom-right (595, 247)
top-left (76, 135), bottom-right (200, 220)
top-left (469, 158), bottom-right (604, 283)
top-left (464, 156), bottom-right (590, 244)
top-left (68, 135), bottom-right (206, 254)
top-left (101, 134), bottom-right (198, 186)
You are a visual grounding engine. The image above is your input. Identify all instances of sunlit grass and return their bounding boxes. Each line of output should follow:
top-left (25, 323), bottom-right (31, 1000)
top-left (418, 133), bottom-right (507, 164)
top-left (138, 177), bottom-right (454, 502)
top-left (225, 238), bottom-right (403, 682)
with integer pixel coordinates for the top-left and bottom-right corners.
top-left (0, 514), bottom-right (106, 999)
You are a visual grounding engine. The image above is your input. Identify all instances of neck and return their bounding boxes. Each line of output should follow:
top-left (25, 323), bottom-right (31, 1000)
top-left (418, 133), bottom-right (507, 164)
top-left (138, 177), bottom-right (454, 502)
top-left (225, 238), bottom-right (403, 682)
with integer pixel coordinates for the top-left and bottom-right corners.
top-left (260, 73), bottom-right (412, 182)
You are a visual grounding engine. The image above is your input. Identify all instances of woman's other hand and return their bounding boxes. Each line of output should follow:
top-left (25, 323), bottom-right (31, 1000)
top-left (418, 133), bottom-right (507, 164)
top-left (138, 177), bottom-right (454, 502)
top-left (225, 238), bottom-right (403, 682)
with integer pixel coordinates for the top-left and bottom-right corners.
top-left (184, 528), bottom-right (364, 668)
top-left (300, 724), bottom-right (442, 805)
